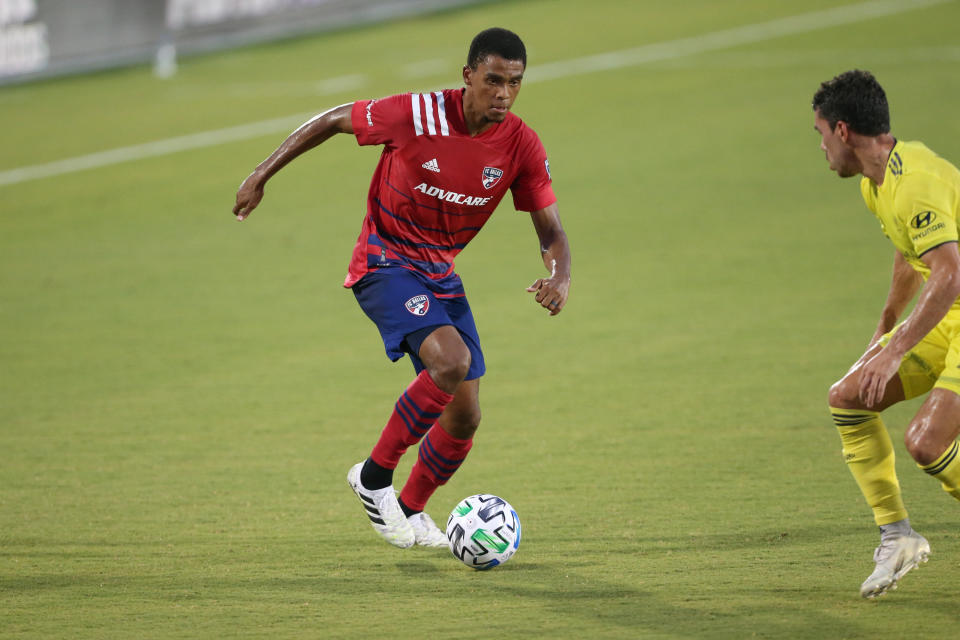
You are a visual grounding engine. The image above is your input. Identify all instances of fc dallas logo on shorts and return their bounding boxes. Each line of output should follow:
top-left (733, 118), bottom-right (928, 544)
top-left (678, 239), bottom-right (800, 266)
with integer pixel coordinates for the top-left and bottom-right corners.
top-left (405, 295), bottom-right (430, 316)
top-left (482, 166), bottom-right (503, 189)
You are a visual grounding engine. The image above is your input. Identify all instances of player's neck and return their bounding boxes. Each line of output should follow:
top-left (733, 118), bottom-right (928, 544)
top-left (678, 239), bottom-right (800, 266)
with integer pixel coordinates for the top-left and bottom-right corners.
top-left (463, 109), bottom-right (495, 136)
top-left (861, 134), bottom-right (897, 185)
top-left (461, 93), bottom-right (496, 136)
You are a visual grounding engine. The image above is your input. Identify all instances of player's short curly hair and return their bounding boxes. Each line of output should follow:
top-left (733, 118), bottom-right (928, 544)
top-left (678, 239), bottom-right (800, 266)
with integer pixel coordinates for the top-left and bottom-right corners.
top-left (467, 28), bottom-right (526, 70)
top-left (812, 70), bottom-right (890, 135)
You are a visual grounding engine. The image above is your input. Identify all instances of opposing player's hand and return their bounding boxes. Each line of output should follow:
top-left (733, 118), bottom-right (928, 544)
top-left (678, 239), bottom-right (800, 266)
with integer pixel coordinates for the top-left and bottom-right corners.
top-left (858, 346), bottom-right (902, 408)
top-left (233, 173), bottom-right (264, 221)
top-left (526, 262), bottom-right (569, 316)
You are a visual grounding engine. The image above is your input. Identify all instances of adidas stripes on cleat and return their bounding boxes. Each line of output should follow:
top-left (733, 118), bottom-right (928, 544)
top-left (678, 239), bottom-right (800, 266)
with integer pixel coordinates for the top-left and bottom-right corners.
top-left (347, 462), bottom-right (415, 549)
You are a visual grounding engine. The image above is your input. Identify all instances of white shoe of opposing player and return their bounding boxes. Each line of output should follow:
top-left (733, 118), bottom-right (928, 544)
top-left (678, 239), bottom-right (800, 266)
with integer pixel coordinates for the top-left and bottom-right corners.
top-left (409, 512), bottom-right (448, 548)
top-left (860, 530), bottom-right (930, 599)
top-left (346, 462), bottom-right (415, 549)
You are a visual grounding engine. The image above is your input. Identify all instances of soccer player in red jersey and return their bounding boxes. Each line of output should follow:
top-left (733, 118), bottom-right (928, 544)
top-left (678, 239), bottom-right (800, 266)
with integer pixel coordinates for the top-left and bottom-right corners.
top-left (233, 28), bottom-right (571, 548)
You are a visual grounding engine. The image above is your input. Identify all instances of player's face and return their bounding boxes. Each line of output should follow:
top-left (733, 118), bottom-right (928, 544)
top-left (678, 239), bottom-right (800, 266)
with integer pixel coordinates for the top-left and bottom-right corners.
top-left (814, 110), bottom-right (859, 178)
top-left (463, 55), bottom-right (525, 123)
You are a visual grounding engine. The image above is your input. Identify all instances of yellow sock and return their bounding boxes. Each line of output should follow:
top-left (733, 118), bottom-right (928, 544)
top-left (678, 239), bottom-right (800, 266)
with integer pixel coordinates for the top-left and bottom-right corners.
top-left (831, 408), bottom-right (908, 526)
top-left (919, 440), bottom-right (960, 501)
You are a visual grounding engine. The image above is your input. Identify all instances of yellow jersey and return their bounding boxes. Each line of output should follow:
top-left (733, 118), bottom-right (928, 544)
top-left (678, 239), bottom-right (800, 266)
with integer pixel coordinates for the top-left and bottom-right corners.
top-left (861, 140), bottom-right (960, 281)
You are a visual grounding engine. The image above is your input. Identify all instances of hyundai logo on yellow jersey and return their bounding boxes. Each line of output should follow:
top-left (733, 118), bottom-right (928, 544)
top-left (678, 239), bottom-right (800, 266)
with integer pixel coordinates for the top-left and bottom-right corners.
top-left (911, 211), bottom-right (937, 229)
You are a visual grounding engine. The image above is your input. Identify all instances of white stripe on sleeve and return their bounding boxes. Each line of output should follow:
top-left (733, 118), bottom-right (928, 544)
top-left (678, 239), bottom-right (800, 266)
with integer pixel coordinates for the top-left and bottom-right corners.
top-left (422, 94), bottom-right (437, 135)
top-left (411, 93), bottom-right (423, 136)
top-left (434, 91), bottom-right (449, 136)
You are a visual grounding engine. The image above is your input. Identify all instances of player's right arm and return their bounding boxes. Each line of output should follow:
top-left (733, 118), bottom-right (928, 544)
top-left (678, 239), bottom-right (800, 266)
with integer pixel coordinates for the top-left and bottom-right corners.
top-left (860, 241), bottom-right (960, 406)
top-left (868, 250), bottom-right (923, 348)
top-left (233, 104), bottom-right (354, 220)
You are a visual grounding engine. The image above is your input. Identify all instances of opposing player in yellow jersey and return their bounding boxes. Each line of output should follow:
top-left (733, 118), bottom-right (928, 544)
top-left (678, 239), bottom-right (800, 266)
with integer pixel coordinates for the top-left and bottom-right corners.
top-left (814, 70), bottom-right (960, 599)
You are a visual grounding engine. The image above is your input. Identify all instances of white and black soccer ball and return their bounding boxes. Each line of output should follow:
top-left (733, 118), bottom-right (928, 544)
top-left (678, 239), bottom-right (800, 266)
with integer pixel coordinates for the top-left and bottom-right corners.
top-left (446, 494), bottom-right (521, 570)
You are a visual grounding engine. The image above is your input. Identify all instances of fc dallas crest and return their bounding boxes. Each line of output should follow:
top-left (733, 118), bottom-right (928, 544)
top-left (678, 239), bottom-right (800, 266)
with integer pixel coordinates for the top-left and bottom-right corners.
top-left (482, 166), bottom-right (503, 189)
top-left (405, 295), bottom-right (429, 316)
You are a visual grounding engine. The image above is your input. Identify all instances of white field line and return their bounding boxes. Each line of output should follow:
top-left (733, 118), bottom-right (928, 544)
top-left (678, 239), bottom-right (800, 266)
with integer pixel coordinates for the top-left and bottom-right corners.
top-left (0, 112), bottom-right (318, 187)
top-left (0, 0), bottom-right (950, 188)
top-left (526, 0), bottom-right (952, 82)
top-left (316, 73), bottom-right (367, 94)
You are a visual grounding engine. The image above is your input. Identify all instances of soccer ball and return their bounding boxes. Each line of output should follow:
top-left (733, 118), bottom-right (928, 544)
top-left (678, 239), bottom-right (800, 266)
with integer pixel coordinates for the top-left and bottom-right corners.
top-left (446, 494), bottom-right (521, 570)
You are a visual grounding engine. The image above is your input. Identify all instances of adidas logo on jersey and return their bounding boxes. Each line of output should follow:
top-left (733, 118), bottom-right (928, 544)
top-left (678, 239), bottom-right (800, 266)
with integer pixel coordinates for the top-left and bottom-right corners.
top-left (421, 158), bottom-right (440, 172)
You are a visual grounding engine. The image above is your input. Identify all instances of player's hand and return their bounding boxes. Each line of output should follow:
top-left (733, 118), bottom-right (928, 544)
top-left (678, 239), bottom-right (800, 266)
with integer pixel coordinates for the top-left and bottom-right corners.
top-left (526, 261), bottom-right (569, 316)
top-left (858, 346), bottom-right (902, 408)
top-left (233, 173), bottom-right (265, 221)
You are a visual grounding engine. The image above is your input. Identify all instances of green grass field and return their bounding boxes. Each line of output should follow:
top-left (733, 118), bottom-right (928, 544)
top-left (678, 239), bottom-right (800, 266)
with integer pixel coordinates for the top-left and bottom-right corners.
top-left (3, 0), bottom-right (960, 637)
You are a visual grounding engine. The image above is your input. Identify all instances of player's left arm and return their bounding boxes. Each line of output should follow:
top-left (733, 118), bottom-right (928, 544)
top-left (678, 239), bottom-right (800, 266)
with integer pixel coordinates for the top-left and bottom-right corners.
top-left (860, 241), bottom-right (960, 405)
top-left (526, 202), bottom-right (571, 316)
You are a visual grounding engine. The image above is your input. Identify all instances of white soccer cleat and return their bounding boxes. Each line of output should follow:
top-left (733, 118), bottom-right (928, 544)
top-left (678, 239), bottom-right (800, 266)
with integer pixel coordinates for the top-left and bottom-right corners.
top-left (859, 530), bottom-right (930, 599)
top-left (409, 511), bottom-right (448, 548)
top-left (346, 462), bottom-right (415, 549)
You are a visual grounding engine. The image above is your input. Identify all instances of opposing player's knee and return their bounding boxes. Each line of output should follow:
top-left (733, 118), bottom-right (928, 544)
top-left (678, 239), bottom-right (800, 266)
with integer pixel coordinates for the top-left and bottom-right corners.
top-left (828, 377), bottom-right (858, 409)
top-left (904, 419), bottom-right (943, 465)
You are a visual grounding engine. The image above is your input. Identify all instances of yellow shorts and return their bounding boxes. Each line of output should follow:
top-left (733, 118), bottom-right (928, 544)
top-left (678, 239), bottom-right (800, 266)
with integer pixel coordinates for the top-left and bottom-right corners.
top-left (882, 310), bottom-right (960, 399)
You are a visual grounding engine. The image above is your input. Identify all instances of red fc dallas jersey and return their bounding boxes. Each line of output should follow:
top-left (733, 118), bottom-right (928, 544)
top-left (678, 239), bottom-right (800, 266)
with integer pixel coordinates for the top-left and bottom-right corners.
top-left (344, 88), bottom-right (556, 287)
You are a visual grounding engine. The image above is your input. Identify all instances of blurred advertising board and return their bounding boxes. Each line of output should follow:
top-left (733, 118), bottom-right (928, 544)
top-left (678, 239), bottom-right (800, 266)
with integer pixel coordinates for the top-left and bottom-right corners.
top-left (1, 0), bottom-right (476, 84)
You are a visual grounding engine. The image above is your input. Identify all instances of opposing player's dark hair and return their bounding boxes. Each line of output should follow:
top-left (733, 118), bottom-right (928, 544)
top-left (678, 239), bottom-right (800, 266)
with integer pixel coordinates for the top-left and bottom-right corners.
top-left (812, 70), bottom-right (890, 135)
top-left (467, 28), bottom-right (526, 69)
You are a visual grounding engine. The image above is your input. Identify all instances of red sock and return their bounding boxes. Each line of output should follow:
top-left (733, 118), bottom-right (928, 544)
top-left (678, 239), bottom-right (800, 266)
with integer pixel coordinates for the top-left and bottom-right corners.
top-left (370, 370), bottom-right (453, 470)
top-left (399, 424), bottom-right (473, 512)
